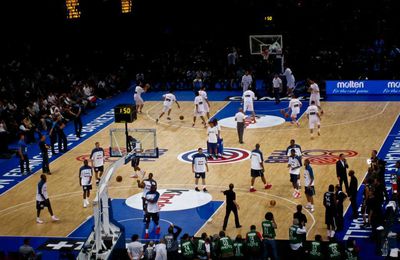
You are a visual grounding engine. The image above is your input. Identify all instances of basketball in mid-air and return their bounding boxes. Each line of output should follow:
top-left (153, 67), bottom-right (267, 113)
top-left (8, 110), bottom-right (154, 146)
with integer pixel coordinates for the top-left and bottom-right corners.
top-left (179, 115), bottom-right (184, 120)
top-left (270, 200), bottom-right (276, 207)
top-left (116, 176), bottom-right (123, 182)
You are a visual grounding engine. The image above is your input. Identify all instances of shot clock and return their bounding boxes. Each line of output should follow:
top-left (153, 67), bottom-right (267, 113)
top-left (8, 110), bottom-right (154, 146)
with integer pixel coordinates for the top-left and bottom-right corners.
top-left (114, 104), bottom-right (136, 123)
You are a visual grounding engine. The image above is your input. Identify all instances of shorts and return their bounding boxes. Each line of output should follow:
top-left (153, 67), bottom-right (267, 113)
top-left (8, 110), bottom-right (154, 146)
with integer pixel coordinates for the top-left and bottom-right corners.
top-left (309, 95), bottom-right (320, 106)
top-left (94, 166), bottom-right (104, 173)
top-left (162, 105), bottom-right (172, 113)
top-left (83, 185), bottom-right (92, 191)
top-left (194, 108), bottom-right (205, 117)
top-left (243, 102), bottom-right (254, 113)
top-left (195, 172), bottom-right (206, 179)
top-left (251, 169), bottom-right (264, 178)
top-left (290, 174), bottom-right (299, 183)
top-left (36, 199), bottom-right (51, 210)
top-left (208, 142), bottom-right (217, 152)
top-left (325, 209), bottom-right (336, 226)
top-left (134, 95), bottom-right (144, 105)
top-left (305, 186), bottom-right (315, 196)
top-left (291, 107), bottom-right (300, 116)
top-left (308, 117), bottom-right (320, 129)
top-left (131, 157), bottom-right (140, 168)
top-left (146, 212), bottom-right (160, 223)
top-left (287, 82), bottom-right (295, 89)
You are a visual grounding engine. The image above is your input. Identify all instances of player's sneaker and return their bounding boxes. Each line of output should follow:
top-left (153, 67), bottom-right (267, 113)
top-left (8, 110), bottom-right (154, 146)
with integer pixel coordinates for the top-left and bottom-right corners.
top-left (167, 117), bottom-right (171, 120)
top-left (250, 188), bottom-right (257, 192)
top-left (310, 207), bottom-right (315, 213)
top-left (83, 200), bottom-right (87, 208)
top-left (264, 184), bottom-right (272, 189)
top-left (156, 119), bottom-right (159, 124)
top-left (36, 218), bottom-right (44, 224)
top-left (295, 192), bottom-right (301, 198)
top-left (195, 187), bottom-right (200, 192)
top-left (144, 233), bottom-right (149, 239)
top-left (155, 226), bottom-right (161, 234)
top-left (305, 204), bottom-right (311, 209)
top-left (51, 215), bottom-right (59, 221)
top-left (203, 188), bottom-right (208, 192)
top-left (130, 173), bottom-right (138, 178)
top-left (318, 131), bottom-right (321, 136)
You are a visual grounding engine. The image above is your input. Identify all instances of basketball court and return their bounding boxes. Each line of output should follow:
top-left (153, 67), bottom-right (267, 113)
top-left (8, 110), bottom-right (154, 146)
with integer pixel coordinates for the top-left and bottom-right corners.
top-left (0, 88), bottom-right (399, 258)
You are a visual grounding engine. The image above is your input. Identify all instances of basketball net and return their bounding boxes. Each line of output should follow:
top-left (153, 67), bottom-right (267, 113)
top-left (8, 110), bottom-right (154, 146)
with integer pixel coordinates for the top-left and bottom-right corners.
top-left (261, 49), bottom-right (269, 60)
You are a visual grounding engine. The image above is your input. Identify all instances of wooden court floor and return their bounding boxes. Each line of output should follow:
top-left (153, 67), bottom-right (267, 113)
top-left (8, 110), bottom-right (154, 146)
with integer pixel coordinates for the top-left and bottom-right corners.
top-left (0, 101), bottom-right (399, 241)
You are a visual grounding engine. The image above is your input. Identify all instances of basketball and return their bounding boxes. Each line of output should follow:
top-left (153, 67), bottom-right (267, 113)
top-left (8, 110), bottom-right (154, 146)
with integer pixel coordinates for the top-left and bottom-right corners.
top-left (180, 115), bottom-right (184, 120)
top-left (116, 176), bottom-right (123, 182)
top-left (284, 113), bottom-right (289, 118)
top-left (270, 200), bottom-right (276, 206)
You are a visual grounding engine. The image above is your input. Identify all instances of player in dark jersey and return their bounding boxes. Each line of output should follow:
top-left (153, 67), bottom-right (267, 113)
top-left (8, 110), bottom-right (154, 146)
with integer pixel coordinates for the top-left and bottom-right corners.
top-left (323, 184), bottom-right (336, 239)
top-left (163, 224), bottom-right (182, 259)
top-left (233, 234), bottom-right (245, 259)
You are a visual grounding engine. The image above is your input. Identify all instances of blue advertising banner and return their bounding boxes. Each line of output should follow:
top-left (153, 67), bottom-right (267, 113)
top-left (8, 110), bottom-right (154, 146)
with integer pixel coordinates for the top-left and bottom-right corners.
top-left (326, 80), bottom-right (400, 95)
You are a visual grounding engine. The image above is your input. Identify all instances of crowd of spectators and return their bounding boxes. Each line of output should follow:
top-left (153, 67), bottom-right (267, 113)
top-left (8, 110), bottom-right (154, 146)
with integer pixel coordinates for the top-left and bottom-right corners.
top-left (0, 46), bottom-right (129, 157)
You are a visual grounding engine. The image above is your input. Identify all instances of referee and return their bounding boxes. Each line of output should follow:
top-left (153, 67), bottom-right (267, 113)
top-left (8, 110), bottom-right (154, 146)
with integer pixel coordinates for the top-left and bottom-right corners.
top-left (234, 108), bottom-right (246, 144)
top-left (222, 183), bottom-right (241, 231)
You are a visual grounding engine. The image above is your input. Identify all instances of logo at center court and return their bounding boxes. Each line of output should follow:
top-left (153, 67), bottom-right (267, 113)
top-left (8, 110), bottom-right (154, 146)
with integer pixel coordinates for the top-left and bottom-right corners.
top-left (219, 115), bottom-right (285, 129)
top-left (177, 147), bottom-right (250, 164)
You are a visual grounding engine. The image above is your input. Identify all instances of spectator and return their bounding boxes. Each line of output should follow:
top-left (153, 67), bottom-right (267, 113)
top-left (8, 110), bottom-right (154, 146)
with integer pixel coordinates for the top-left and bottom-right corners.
top-left (18, 133), bottom-right (30, 175)
top-left (348, 170), bottom-right (358, 219)
top-left (261, 212), bottom-right (278, 260)
top-left (19, 238), bottom-right (41, 260)
top-left (195, 232), bottom-right (211, 260)
top-left (217, 231), bottom-right (234, 259)
top-left (180, 233), bottom-right (195, 259)
top-left (164, 224), bottom-right (182, 259)
top-left (127, 234), bottom-right (144, 260)
top-left (246, 225), bottom-right (263, 260)
top-left (154, 239), bottom-right (167, 260)
top-left (293, 205), bottom-right (307, 242)
top-left (288, 218), bottom-right (306, 259)
top-left (233, 234), bottom-right (245, 259)
top-left (335, 185), bottom-right (347, 231)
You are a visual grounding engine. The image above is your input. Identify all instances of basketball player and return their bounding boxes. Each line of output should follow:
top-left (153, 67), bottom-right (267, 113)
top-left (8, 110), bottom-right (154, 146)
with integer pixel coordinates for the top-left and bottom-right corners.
top-left (156, 90), bottom-right (180, 123)
top-left (250, 144), bottom-right (272, 192)
top-left (143, 185), bottom-right (161, 239)
top-left (207, 121), bottom-right (219, 159)
top-left (79, 159), bottom-right (93, 208)
top-left (288, 94), bottom-right (302, 127)
top-left (199, 86), bottom-right (211, 119)
top-left (134, 83), bottom-right (149, 114)
top-left (192, 148), bottom-right (209, 192)
top-left (242, 87), bottom-right (257, 123)
top-left (308, 79), bottom-right (323, 114)
top-left (241, 70), bottom-right (253, 92)
top-left (36, 174), bottom-right (59, 224)
top-left (303, 159), bottom-right (315, 212)
top-left (286, 139), bottom-right (302, 189)
top-left (288, 149), bottom-right (302, 198)
top-left (282, 67), bottom-right (296, 96)
top-left (306, 100), bottom-right (321, 139)
top-left (323, 184), bottom-right (336, 239)
top-left (90, 142), bottom-right (105, 185)
top-left (127, 136), bottom-right (145, 178)
top-left (193, 92), bottom-right (207, 127)
top-left (137, 172), bottom-right (157, 222)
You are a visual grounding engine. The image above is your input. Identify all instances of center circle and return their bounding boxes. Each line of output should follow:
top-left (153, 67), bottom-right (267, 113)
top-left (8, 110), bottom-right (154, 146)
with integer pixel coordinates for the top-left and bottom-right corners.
top-left (125, 189), bottom-right (212, 211)
top-left (219, 115), bottom-right (285, 129)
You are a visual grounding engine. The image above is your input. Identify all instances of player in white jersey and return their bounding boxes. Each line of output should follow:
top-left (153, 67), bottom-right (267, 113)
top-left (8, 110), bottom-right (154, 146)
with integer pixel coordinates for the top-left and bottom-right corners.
top-left (156, 90), bottom-right (180, 123)
top-left (36, 174), bottom-right (59, 223)
top-left (303, 159), bottom-right (315, 212)
top-left (90, 142), bottom-right (105, 185)
top-left (137, 172), bottom-right (157, 221)
top-left (134, 83), bottom-right (149, 114)
top-left (282, 67), bottom-right (295, 96)
top-left (79, 160), bottom-right (93, 208)
top-left (241, 70), bottom-right (253, 92)
top-left (288, 149), bottom-right (302, 198)
top-left (288, 94), bottom-right (302, 127)
top-left (192, 92), bottom-right (207, 127)
top-left (192, 148), bottom-right (209, 192)
top-left (242, 88), bottom-right (257, 123)
top-left (199, 86), bottom-right (211, 119)
top-left (307, 79), bottom-right (323, 114)
top-left (306, 100), bottom-right (321, 139)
